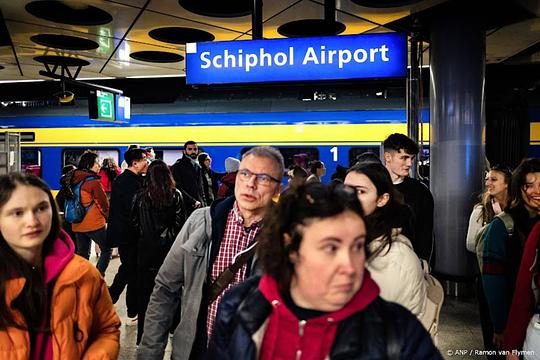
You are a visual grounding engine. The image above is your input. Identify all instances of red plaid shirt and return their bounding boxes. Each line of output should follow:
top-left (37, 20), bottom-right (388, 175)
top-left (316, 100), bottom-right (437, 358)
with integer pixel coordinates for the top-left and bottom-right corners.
top-left (206, 202), bottom-right (262, 340)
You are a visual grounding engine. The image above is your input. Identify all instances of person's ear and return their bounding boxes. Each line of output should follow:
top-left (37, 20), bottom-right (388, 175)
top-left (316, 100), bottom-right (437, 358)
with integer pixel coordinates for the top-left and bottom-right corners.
top-left (284, 233), bottom-right (298, 263)
top-left (376, 193), bottom-right (390, 208)
top-left (383, 152), bottom-right (391, 165)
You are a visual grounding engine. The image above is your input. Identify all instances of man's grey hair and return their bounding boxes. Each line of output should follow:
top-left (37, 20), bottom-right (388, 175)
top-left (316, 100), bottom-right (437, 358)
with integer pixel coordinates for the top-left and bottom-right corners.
top-left (242, 146), bottom-right (285, 181)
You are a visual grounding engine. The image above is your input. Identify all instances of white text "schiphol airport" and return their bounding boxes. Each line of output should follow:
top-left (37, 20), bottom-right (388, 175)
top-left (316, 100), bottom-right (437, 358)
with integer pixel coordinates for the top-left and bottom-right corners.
top-left (199, 45), bottom-right (390, 72)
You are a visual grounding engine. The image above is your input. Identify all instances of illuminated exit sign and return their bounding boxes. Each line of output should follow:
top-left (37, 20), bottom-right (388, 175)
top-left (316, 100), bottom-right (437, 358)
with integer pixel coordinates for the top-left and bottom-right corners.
top-left (96, 90), bottom-right (114, 120)
top-left (186, 33), bottom-right (406, 85)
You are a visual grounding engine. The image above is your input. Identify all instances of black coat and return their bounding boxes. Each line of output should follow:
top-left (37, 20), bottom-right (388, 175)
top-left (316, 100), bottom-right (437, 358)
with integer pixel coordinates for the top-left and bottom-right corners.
top-left (106, 169), bottom-right (144, 248)
top-left (395, 176), bottom-right (434, 261)
top-left (208, 276), bottom-right (443, 360)
top-left (171, 155), bottom-right (207, 214)
top-left (130, 188), bottom-right (186, 270)
top-left (201, 168), bottom-right (225, 205)
top-left (130, 188), bottom-right (187, 344)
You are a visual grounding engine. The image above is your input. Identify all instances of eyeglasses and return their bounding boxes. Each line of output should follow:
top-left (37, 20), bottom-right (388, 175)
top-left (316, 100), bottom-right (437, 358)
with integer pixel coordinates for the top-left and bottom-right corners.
top-left (238, 169), bottom-right (280, 186)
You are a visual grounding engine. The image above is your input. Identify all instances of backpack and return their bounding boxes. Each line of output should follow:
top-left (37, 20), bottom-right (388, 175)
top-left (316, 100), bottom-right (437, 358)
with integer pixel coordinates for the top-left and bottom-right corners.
top-left (475, 212), bottom-right (514, 271)
top-left (64, 176), bottom-right (98, 224)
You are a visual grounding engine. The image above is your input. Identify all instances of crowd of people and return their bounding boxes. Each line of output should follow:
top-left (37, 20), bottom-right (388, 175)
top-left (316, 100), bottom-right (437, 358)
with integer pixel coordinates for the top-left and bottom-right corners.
top-left (5, 131), bottom-right (540, 359)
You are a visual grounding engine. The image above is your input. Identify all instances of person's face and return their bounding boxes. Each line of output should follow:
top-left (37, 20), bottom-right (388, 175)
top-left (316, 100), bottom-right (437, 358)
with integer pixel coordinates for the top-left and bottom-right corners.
top-left (384, 149), bottom-right (414, 179)
top-left (485, 170), bottom-right (508, 198)
top-left (344, 172), bottom-right (387, 216)
top-left (204, 157), bottom-right (212, 169)
top-left (91, 157), bottom-right (101, 173)
top-left (317, 162), bottom-right (326, 177)
top-left (290, 210), bottom-right (366, 312)
top-left (522, 172), bottom-right (540, 213)
top-left (234, 154), bottom-right (281, 216)
top-left (184, 144), bottom-right (199, 159)
top-left (133, 154), bottom-right (149, 174)
top-left (0, 185), bottom-right (52, 260)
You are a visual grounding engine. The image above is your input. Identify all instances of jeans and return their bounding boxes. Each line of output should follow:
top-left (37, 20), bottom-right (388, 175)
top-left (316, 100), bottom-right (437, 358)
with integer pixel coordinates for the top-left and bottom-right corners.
top-left (75, 227), bottom-right (111, 275)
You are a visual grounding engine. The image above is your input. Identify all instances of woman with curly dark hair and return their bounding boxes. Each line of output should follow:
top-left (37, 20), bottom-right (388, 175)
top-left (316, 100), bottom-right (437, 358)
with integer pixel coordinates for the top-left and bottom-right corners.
top-left (208, 182), bottom-right (441, 360)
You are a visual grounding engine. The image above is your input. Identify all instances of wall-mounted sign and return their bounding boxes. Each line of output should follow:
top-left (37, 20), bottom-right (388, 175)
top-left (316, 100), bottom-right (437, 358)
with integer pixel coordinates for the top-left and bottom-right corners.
top-left (186, 33), bottom-right (406, 85)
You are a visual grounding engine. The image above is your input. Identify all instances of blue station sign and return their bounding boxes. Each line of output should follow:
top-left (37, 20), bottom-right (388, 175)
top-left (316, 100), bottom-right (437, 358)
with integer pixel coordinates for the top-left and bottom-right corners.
top-left (186, 33), bottom-right (406, 85)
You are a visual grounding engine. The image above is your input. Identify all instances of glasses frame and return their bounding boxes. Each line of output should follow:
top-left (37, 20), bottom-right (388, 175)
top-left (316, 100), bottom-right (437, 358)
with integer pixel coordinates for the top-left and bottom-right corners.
top-left (238, 168), bottom-right (280, 186)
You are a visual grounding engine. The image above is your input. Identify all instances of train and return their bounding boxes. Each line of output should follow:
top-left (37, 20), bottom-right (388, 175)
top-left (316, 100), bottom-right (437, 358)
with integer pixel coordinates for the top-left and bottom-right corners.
top-left (1, 106), bottom-right (538, 191)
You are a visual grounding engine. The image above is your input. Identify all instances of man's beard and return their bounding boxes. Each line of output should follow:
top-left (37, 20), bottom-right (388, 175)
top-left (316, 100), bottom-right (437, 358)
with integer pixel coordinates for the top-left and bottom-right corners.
top-left (188, 153), bottom-right (198, 159)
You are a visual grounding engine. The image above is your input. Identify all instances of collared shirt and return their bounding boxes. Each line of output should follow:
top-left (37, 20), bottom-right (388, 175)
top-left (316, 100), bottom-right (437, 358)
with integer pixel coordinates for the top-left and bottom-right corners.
top-left (206, 202), bottom-right (262, 340)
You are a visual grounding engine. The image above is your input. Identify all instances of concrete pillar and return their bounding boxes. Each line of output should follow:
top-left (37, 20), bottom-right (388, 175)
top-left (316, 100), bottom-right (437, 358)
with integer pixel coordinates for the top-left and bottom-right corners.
top-left (430, 9), bottom-right (485, 278)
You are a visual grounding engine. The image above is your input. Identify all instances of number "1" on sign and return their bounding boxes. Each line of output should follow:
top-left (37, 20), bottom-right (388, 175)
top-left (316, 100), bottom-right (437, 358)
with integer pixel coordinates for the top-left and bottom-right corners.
top-left (330, 147), bottom-right (338, 162)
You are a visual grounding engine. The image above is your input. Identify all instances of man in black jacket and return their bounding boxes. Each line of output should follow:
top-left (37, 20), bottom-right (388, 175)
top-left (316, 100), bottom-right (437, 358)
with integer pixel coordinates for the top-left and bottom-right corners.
top-left (383, 133), bottom-right (434, 262)
top-left (107, 148), bottom-right (148, 320)
top-left (171, 140), bottom-right (207, 216)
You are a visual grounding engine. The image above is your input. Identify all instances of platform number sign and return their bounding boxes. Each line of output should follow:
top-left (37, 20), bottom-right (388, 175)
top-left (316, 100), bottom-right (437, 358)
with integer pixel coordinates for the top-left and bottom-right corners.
top-left (96, 90), bottom-right (114, 120)
top-left (330, 146), bottom-right (338, 162)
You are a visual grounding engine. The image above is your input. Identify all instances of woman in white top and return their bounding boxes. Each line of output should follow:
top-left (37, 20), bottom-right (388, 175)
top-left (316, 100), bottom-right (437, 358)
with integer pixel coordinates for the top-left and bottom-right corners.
top-left (466, 165), bottom-right (512, 252)
top-left (344, 162), bottom-right (430, 326)
top-left (465, 164), bottom-right (511, 357)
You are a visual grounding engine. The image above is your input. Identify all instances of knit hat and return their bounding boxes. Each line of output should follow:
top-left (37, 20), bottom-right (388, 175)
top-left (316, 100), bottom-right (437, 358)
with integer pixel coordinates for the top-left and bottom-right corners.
top-left (225, 157), bottom-right (240, 173)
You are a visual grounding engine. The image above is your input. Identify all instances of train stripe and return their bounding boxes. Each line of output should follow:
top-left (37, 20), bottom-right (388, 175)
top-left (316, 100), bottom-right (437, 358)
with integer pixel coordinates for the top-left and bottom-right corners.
top-left (9, 123), bottom-right (431, 146)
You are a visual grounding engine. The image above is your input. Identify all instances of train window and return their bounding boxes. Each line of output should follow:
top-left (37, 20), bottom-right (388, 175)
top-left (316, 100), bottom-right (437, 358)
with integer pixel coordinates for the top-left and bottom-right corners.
top-left (153, 148), bottom-right (182, 166)
top-left (241, 147), bottom-right (319, 171)
top-left (21, 149), bottom-right (41, 177)
top-left (62, 149), bottom-right (120, 167)
top-left (348, 146), bottom-right (382, 166)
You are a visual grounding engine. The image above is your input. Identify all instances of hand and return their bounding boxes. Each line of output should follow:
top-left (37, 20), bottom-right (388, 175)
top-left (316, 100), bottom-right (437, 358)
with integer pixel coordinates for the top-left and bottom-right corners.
top-left (194, 201), bottom-right (201, 209)
top-left (493, 333), bottom-right (504, 349)
top-left (506, 354), bottom-right (519, 360)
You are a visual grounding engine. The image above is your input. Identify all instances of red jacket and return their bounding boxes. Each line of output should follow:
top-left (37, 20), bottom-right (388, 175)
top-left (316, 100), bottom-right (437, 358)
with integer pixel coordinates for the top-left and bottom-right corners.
top-left (504, 221), bottom-right (540, 350)
top-left (98, 167), bottom-right (121, 193)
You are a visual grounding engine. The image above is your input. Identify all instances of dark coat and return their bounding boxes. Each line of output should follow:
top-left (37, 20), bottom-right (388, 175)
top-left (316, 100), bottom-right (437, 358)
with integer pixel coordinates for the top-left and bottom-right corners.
top-left (395, 176), bottom-right (434, 261)
top-left (171, 155), bottom-right (207, 214)
top-left (130, 187), bottom-right (187, 344)
top-left (201, 168), bottom-right (225, 205)
top-left (130, 188), bottom-right (187, 271)
top-left (208, 276), bottom-right (443, 360)
top-left (106, 169), bottom-right (144, 248)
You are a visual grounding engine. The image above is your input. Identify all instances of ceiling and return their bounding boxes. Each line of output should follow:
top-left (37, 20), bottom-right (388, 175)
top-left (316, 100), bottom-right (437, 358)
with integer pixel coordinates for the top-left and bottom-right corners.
top-left (0, 0), bottom-right (538, 83)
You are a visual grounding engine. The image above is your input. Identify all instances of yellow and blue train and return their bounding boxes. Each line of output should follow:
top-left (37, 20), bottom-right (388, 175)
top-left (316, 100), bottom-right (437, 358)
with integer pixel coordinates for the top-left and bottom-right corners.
top-left (1, 107), bottom-right (539, 190)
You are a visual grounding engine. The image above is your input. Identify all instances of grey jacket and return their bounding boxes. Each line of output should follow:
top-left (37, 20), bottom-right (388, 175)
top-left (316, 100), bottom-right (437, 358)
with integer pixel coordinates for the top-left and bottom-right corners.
top-left (137, 206), bottom-right (212, 360)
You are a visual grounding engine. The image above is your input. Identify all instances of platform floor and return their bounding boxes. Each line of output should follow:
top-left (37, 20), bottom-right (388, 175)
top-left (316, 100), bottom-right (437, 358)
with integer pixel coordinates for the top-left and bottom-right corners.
top-left (98, 254), bottom-right (486, 360)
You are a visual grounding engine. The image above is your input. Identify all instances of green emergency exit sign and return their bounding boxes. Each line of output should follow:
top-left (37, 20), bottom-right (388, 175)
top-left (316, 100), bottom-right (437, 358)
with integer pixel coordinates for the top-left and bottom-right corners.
top-left (96, 90), bottom-right (114, 120)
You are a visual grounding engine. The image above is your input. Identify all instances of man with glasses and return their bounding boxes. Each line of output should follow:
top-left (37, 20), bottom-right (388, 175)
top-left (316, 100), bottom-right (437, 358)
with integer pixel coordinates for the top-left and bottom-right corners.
top-left (138, 146), bottom-right (284, 360)
top-left (171, 140), bottom-right (207, 216)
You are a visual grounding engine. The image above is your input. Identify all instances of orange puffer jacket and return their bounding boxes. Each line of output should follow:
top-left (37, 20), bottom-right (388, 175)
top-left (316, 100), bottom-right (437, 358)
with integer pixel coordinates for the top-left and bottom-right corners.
top-left (0, 256), bottom-right (121, 360)
top-left (71, 170), bottom-right (109, 233)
